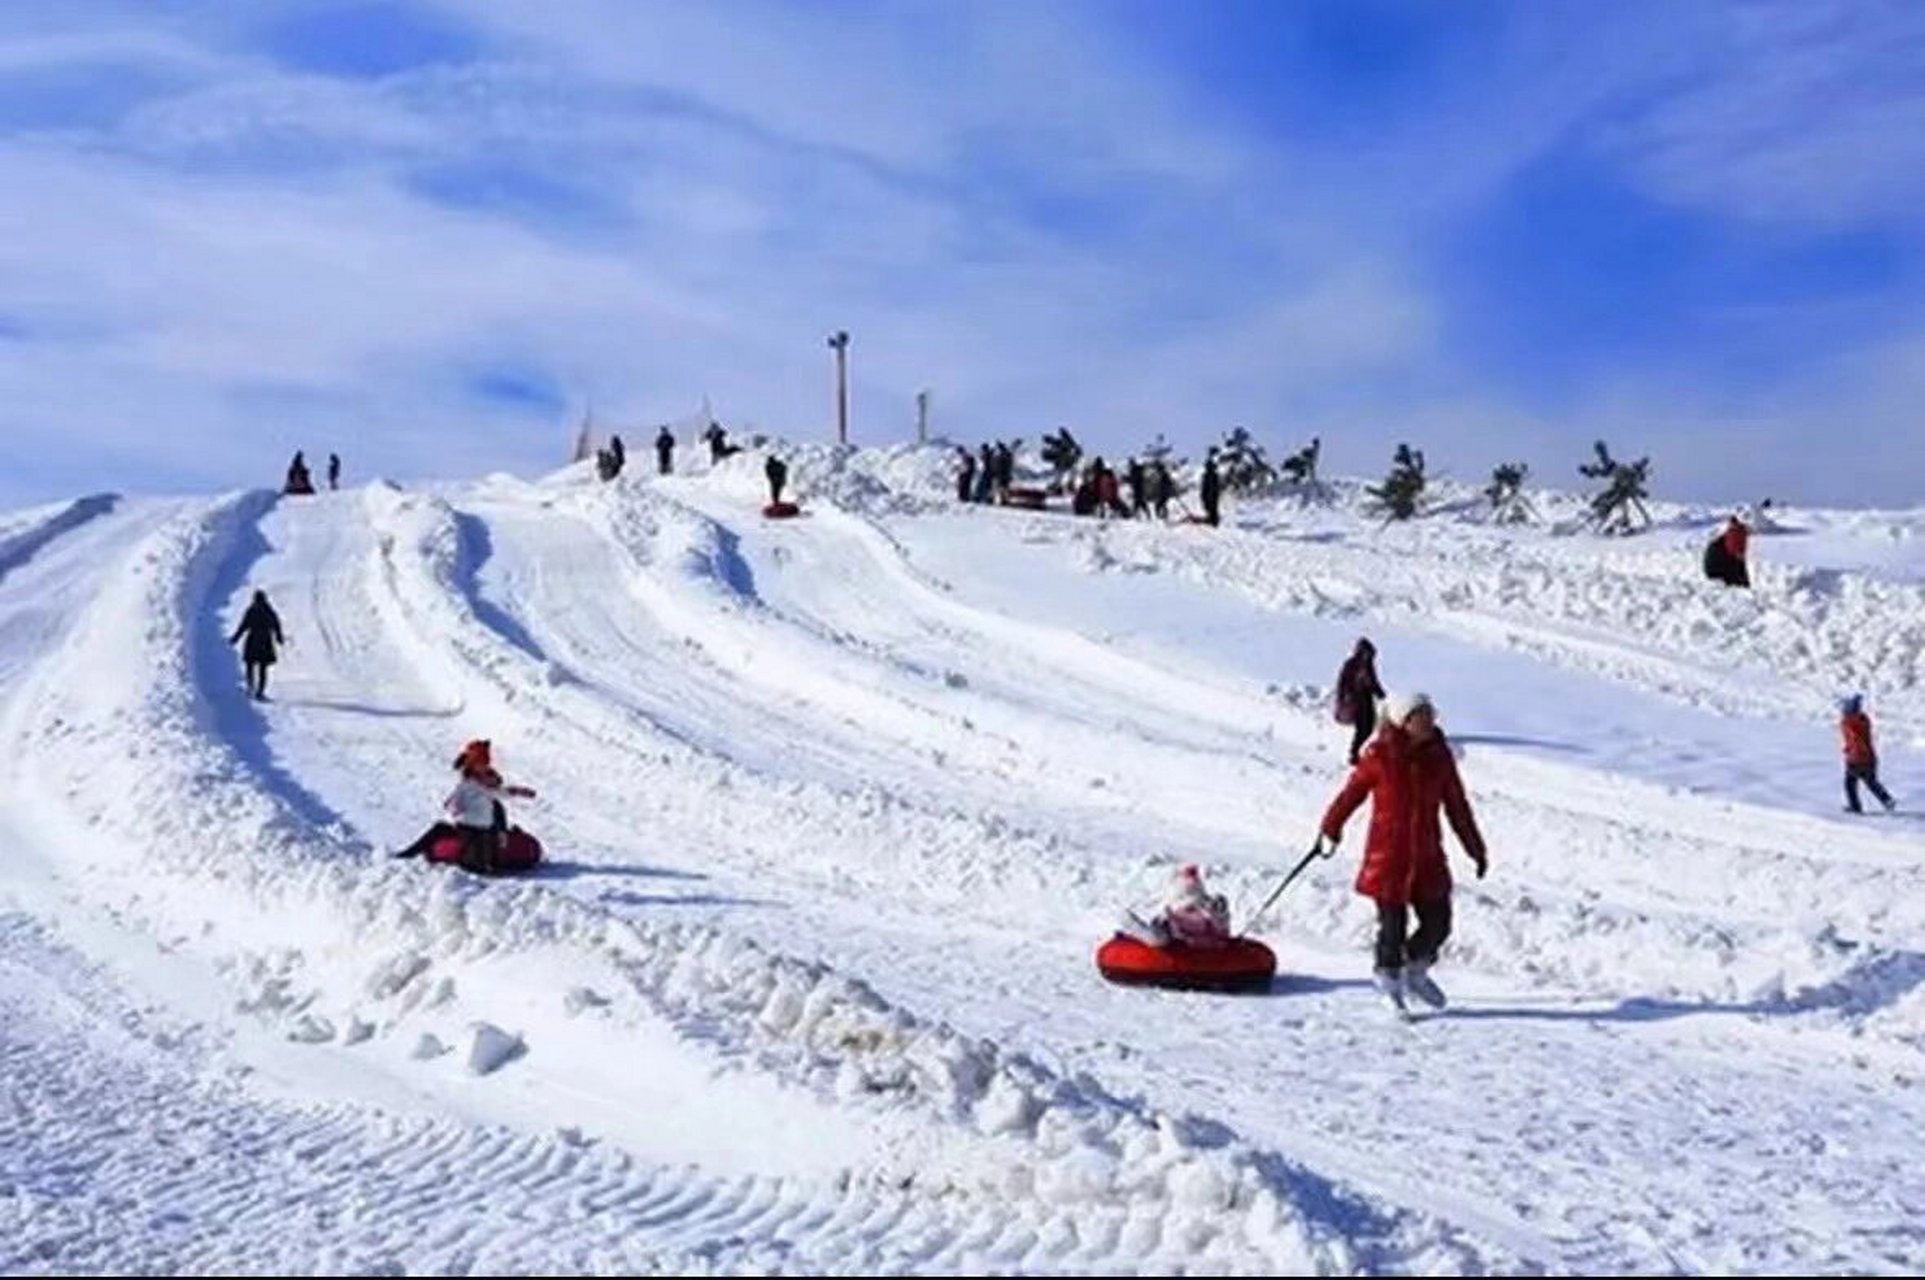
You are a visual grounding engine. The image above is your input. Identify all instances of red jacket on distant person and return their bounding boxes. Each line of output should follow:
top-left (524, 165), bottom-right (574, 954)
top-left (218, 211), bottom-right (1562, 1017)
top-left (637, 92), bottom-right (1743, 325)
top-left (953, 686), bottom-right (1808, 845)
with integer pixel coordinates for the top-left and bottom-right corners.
top-left (1842, 710), bottom-right (1877, 767)
top-left (1721, 519), bottom-right (1749, 562)
top-left (1322, 726), bottom-right (1487, 905)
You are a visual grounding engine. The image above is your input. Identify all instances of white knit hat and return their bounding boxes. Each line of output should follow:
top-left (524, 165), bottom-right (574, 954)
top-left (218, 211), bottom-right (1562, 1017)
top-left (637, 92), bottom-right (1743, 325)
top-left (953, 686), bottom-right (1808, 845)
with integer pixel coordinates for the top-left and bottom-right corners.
top-left (1380, 690), bottom-right (1434, 726)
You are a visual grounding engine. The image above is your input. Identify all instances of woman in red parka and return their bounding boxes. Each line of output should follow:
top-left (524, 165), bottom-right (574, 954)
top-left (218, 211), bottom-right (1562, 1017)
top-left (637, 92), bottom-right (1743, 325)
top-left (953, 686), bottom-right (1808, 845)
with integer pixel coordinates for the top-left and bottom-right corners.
top-left (1321, 690), bottom-right (1488, 1011)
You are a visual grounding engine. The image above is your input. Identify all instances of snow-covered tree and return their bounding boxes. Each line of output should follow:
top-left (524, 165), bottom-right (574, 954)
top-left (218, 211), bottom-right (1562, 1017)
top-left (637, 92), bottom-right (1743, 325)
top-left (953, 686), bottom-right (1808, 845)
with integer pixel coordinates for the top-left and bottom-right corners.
top-left (1485, 461), bottom-right (1536, 524)
top-left (1040, 427), bottom-right (1081, 490)
top-left (1216, 427), bottom-right (1277, 495)
top-left (1579, 440), bottom-right (1652, 535)
top-left (1367, 443), bottom-right (1427, 520)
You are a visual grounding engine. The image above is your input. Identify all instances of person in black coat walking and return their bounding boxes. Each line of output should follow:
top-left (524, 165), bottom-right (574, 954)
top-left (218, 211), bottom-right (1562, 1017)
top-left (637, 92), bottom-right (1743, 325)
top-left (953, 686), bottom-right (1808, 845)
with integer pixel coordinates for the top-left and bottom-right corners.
top-left (1334, 637), bottom-right (1386, 765)
top-left (327, 453), bottom-right (341, 490)
top-left (766, 455), bottom-right (789, 505)
top-left (656, 426), bottom-right (675, 475)
top-left (229, 589), bottom-right (285, 701)
top-left (956, 446), bottom-right (977, 503)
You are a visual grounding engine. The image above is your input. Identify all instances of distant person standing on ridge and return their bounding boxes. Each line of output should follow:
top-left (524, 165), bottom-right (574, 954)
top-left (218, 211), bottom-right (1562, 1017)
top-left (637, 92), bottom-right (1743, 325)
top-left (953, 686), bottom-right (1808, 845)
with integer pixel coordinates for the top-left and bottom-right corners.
top-left (1152, 461), bottom-right (1175, 520)
top-left (1200, 453), bottom-right (1223, 526)
top-left (229, 589), bottom-right (285, 702)
top-left (327, 452), bottom-right (341, 491)
top-left (656, 425), bottom-right (675, 475)
top-left (766, 455), bottom-right (789, 505)
top-left (956, 446), bottom-right (977, 503)
top-left (1126, 457), bottom-right (1147, 516)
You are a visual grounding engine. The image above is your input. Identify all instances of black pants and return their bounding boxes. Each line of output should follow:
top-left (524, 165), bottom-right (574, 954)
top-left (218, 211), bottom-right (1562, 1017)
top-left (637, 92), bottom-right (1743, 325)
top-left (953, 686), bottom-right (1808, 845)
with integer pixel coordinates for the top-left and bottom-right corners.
top-left (1846, 762), bottom-right (1894, 813)
top-left (769, 477), bottom-right (786, 504)
top-left (1375, 897), bottom-right (1452, 973)
top-left (658, 451), bottom-right (673, 475)
top-left (1203, 495), bottom-right (1220, 526)
top-left (245, 660), bottom-right (270, 699)
top-left (1348, 702), bottom-right (1377, 765)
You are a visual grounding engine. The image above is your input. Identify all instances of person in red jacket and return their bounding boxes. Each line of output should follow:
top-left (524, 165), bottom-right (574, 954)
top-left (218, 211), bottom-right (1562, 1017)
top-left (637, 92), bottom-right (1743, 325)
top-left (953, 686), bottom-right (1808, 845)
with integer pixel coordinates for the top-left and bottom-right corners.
top-left (1840, 694), bottom-right (1896, 814)
top-left (1321, 690), bottom-right (1488, 1012)
top-left (1720, 514), bottom-right (1751, 588)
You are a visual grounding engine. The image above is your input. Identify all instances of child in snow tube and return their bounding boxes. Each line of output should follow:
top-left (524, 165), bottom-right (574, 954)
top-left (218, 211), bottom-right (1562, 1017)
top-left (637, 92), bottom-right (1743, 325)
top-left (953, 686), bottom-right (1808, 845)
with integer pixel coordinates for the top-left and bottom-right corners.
top-left (1119, 864), bottom-right (1233, 949)
top-left (393, 739), bottom-right (539, 873)
top-left (1100, 864), bottom-right (1274, 990)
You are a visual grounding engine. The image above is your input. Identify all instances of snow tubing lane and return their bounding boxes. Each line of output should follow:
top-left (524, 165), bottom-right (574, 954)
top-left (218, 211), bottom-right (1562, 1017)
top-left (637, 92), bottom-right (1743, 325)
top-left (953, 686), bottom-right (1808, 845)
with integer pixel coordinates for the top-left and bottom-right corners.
top-left (1095, 934), bottom-right (1277, 992)
top-left (426, 827), bottom-right (545, 874)
top-left (764, 501), bottom-right (801, 519)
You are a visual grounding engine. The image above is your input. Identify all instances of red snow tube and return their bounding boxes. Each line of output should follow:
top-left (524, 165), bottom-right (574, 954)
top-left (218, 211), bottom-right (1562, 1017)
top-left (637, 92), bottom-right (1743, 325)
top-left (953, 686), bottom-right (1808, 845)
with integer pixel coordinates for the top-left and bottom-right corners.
top-left (764, 501), bottom-right (801, 519)
top-left (1096, 934), bottom-right (1276, 992)
top-left (1003, 487), bottom-right (1048, 510)
top-left (426, 827), bottom-right (544, 874)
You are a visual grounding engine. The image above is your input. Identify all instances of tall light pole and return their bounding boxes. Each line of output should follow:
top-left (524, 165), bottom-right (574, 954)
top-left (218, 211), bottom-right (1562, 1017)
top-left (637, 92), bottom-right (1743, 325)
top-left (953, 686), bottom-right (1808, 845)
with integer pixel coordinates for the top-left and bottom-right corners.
top-left (826, 329), bottom-right (850, 445)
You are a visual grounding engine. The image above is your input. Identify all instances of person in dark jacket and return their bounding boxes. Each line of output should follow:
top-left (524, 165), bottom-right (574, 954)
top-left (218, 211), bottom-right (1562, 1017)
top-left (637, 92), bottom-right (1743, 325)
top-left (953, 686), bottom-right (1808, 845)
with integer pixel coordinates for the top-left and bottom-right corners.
top-left (608, 434), bottom-right (626, 474)
top-left (1334, 637), bottom-right (1386, 765)
top-left (327, 453), bottom-right (341, 491)
top-left (704, 421), bottom-right (731, 464)
top-left (656, 426), bottom-right (675, 475)
top-left (229, 589), bottom-right (285, 701)
top-left (1321, 691), bottom-right (1488, 1012)
top-left (284, 452), bottom-right (314, 496)
top-left (1126, 457), bottom-right (1146, 516)
top-left (974, 444), bottom-right (994, 503)
top-left (1200, 453), bottom-right (1222, 526)
top-left (1152, 461), bottom-right (1175, 520)
top-left (766, 455), bottom-right (789, 505)
top-left (992, 442), bottom-right (1014, 504)
top-left (956, 446), bottom-right (977, 503)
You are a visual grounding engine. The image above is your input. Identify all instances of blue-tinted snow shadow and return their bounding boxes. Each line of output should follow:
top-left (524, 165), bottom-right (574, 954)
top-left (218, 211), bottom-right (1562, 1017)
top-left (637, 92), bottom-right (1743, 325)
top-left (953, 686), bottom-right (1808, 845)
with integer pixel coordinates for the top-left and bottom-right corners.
top-left (280, 696), bottom-right (458, 719)
top-left (192, 494), bottom-right (362, 842)
top-left (0, 493), bottom-right (118, 586)
top-left (595, 887), bottom-right (784, 910)
top-left (1452, 732), bottom-right (1587, 755)
top-left (1451, 949), bottom-right (1925, 1025)
top-left (533, 860), bottom-right (708, 883)
top-left (452, 510), bottom-right (551, 663)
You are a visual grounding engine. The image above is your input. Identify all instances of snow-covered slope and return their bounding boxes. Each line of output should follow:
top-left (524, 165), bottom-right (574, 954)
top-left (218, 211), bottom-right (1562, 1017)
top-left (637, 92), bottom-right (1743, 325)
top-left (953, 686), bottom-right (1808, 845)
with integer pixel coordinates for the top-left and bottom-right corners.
top-left (1, 445), bottom-right (1921, 1274)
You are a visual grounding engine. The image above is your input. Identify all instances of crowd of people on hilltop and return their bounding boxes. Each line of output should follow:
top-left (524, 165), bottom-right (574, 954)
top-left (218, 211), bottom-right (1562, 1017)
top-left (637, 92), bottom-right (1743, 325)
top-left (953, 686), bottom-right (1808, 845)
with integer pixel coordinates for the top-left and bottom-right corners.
top-left (953, 444), bottom-right (1225, 525)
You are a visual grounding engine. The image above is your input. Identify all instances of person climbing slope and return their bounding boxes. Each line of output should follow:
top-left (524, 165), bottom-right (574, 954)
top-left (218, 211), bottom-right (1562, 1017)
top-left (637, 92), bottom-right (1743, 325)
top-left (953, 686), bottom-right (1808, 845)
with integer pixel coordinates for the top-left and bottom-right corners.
top-left (1334, 637), bottom-right (1386, 766)
top-left (1840, 694), bottom-right (1897, 814)
top-left (228, 589), bottom-right (285, 702)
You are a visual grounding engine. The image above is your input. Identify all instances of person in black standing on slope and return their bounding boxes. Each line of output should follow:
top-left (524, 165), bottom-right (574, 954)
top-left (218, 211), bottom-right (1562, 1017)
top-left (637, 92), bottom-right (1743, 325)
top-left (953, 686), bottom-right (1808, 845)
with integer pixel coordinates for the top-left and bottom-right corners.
top-left (956, 446), bottom-right (977, 503)
top-left (766, 454), bottom-right (789, 505)
top-left (1334, 637), bottom-right (1386, 765)
top-left (229, 589), bottom-right (285, 702)
top-left (1152, 460), bottom-right (1175, 520)
top-left (656, 425), bottom-right (675, 475)
top-left (1126, 457), bottom-right (1147, 517)
top-left (327, 452), bottom-right (341, 491)
top-left (1200, 452), bottom-right (1223, 527)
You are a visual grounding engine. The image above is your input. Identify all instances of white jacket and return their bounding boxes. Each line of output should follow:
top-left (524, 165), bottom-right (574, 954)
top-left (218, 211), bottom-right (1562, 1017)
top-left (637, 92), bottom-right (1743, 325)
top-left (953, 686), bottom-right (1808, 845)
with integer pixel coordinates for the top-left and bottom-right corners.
top-left (445, 776), bottom-right (501, 829)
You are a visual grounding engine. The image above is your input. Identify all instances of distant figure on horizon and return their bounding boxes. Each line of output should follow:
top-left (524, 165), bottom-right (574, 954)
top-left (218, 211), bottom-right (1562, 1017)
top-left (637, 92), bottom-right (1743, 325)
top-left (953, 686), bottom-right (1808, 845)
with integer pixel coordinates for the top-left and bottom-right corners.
top-left (766, 455), bottom-right (789, 506)
top-left (1200, 453), bottom-right (1222, 526)
top-left (283, 451), bottom-right (314, 496)
top-left (656, 426), bottom-right (675, 475)
top-left (327, 452), bottom-right (340, 491)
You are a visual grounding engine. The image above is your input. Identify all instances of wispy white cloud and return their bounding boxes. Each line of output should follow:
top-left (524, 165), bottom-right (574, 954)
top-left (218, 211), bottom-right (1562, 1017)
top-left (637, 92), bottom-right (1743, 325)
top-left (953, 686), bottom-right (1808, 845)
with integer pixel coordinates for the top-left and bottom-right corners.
top-left (0, 1), bottom-right (1921, 509)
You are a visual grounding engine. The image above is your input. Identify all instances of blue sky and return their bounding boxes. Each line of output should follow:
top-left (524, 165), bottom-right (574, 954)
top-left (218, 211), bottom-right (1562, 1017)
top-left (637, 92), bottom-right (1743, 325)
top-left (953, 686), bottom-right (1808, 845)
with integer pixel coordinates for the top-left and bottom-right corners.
top-left (1, 0), bottom-right (1922, 507)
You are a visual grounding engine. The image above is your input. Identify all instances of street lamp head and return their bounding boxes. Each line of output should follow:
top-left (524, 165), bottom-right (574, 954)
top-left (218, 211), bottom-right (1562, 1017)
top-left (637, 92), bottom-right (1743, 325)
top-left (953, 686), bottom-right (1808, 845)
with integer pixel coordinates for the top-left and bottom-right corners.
top-left (827, 330), bottom-right (849, 350)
